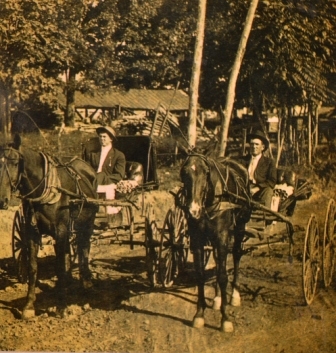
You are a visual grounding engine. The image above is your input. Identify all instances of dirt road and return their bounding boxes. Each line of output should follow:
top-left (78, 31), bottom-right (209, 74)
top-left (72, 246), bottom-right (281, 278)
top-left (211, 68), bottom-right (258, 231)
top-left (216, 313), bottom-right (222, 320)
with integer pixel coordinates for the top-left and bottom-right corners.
top-left (0, 189), bottom-right (336, 352)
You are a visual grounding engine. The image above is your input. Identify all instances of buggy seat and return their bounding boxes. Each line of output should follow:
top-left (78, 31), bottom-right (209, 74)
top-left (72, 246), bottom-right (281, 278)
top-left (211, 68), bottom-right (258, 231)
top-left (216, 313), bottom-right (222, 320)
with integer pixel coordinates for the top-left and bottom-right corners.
top-left (272, 167), bottom-right (312, 216)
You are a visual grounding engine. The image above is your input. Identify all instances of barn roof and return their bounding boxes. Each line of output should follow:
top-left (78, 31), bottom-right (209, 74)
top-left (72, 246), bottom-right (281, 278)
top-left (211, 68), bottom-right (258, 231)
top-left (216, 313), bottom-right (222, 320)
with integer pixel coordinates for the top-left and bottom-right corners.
top-left (58, 89), bottom-right (191, 111)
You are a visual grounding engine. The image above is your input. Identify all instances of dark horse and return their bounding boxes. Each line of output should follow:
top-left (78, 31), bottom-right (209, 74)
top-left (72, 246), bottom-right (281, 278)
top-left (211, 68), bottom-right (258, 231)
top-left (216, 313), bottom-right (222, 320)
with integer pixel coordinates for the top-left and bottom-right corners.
top-left (0, 135), bottom-right (97, 319)
top-left (180, 152), bottom-right (251, 332)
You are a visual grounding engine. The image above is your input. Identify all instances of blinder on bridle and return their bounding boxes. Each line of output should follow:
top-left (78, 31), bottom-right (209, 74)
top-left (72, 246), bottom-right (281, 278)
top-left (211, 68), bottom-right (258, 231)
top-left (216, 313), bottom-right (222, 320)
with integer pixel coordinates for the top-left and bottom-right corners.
top-left (0, 147), bottom-right (24, 193)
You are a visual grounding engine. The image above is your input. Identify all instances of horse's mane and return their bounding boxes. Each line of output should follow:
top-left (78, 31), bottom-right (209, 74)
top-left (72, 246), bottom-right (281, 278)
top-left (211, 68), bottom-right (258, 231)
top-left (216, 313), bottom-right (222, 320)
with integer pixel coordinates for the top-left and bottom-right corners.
top-left (61, 157), bottom-right (98, 198)
top-left (217, 157), bottom-right (249, 186)
top-left (205, 156), bottom-right (250, 206)
top-left (65, 157), bottom-right (97, 186)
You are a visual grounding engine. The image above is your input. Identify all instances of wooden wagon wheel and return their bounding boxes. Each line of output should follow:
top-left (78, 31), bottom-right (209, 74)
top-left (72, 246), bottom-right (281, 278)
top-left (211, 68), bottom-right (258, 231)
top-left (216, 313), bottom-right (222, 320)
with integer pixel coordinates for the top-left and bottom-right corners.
top-left (302, 214), bottom-right (320, 305)
top-left (204, 239), bottom-right (212, 269)
top-left (68, 232), bottom-right (78, 268)
top-left (159, 205), bottom-right (189, 288)
top-left (12, 207), bottom-right (28, 284)
top-left (144, 204), bottom-right (160, 287)
top-left (322, 199), bottom-right (336, 288)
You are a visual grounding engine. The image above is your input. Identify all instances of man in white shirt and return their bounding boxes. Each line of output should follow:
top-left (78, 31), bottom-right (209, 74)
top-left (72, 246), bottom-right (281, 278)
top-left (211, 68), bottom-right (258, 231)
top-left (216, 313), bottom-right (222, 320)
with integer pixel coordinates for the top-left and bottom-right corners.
top-left (83, 126), bottom-right (126, 226)
top-left (239, 130), bottom-right (277, 209)
top-left (85, 126), bottom-right (126, 186)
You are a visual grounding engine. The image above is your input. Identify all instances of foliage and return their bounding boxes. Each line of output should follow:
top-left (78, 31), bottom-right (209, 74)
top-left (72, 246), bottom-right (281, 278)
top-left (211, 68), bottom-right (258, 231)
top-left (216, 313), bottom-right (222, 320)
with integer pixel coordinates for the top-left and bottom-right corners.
top-left (1, 0), bottom-right (336, 122)
top-left (0, 1), bottom-right (61, 105)
top-left (200, 0), bottom-right (336, 110)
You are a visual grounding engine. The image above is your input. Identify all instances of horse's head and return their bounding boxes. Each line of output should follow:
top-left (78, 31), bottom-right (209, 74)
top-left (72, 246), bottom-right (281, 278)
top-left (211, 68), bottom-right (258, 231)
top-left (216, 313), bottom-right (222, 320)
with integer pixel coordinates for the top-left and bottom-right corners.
top-left (0, 136), bottom-right (22, 209)
top-left (180, 155), bottom-right (210, 220)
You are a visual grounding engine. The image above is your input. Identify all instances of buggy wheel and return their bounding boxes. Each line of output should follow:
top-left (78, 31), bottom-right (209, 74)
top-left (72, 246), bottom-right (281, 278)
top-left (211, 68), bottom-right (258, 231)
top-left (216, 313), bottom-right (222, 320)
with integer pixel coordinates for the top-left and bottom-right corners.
top-left (69, 233), bottom-right (78, 267)
top-left (159, 205), bottom-right (188, 288)
top-left (302, 214), bottom-right (320, 305)
top-left (322, 199), bottom-right (336, 288)
top-left (12, 208), bottom-right (28, 284)
top-left (204, 239), bottom-right (212, 268)
top-left (145, 204), bottom-right (160, 287)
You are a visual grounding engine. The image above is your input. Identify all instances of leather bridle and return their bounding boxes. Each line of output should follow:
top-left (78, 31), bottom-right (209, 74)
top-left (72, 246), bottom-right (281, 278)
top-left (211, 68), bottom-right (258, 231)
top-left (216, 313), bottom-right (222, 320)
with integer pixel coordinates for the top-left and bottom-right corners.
top-left (0, 147), bottom-right (23, 194)
top-left (181, 153), bottom-right (212, 212)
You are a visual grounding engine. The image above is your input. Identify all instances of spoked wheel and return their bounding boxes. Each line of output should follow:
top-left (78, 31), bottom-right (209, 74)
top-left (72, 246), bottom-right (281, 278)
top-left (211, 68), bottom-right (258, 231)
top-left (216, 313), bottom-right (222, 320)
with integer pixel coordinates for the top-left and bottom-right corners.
top-left (12, 207), bottom-right (28, 284)
top-left (145, 204), bottom-right (160, 287)
top-left (204, 239), bottom-right (212, 269)
top-left (159, 205), bottom-right (189, 288)
top-left (69, 233), bottom-right (78, 267)
top-left (322, 199), bottom-right (336, 288)
top-left (302, 214), bottom-right (320, 305)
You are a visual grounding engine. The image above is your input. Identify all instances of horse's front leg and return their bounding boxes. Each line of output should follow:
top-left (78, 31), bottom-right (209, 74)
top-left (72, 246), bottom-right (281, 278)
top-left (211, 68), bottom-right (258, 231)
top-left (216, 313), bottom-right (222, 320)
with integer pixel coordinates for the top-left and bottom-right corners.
top-left (231, 223), bottom-right (245, 307)
top-left (77, 230), bottom-right (93, 289)
top-left (22, 233), bottom-right (39, 319)
top-left (212, 247), bottom-right (222, 310)
top-left (54, 226), bottom-right (69, 318)
top-left (192, 245), bottom-right (207, 328)
top-left (217, 231), bottom-right (233, 332)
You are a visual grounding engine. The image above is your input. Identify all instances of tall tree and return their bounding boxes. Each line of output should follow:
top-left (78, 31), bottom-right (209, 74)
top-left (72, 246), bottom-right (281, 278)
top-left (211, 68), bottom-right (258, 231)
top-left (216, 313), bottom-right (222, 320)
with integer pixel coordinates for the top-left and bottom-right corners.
top-left (188, 0), bottom-right (207, 148)
top-left (218, 0), bottom-right (259, 156)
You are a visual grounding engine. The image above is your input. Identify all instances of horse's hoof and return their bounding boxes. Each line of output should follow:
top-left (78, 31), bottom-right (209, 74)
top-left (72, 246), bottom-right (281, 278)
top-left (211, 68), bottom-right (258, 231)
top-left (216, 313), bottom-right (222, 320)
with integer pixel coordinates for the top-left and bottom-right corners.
top-left (231, 289), bottom-right (241, 307)
top-left (231, 296), bottom-right (241, 307)
top-left (192, 317), bottom-right (205, 329)
top-left (221, 320), bottom-right (234, 333)
top-left (21, 309), bottom-right (35, 320)
top-left (56, 307), bottom-right (68, 319)
top-left (212, 296), bottom-right (221, 311)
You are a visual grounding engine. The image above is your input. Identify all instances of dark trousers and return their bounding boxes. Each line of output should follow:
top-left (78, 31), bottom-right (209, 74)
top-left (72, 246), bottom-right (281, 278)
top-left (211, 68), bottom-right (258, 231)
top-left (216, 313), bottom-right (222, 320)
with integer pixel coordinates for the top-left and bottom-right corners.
top-left (252, 186), bottom-right (273, 209)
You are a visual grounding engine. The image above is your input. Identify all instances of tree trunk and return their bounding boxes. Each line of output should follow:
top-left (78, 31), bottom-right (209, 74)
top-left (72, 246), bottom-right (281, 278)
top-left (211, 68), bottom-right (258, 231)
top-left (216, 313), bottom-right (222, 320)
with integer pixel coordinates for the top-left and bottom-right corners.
top-left (65, 68), bottom-right (77, 127)
top-left (218, 0), bottom-right (259, 157)
top-left (308, 102), bottom-right (312, 165)
top-left (188, 0), bottom-right (207, 149)
top-left (0, 90), bottom-right (7, 141)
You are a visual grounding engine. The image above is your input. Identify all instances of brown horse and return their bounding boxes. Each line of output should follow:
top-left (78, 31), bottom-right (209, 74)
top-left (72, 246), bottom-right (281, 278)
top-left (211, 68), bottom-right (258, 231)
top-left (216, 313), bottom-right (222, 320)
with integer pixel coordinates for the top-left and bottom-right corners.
top-left (0, 135), bottom-right (97, 319)
top-left (180, 153), bottom-right (251, 332)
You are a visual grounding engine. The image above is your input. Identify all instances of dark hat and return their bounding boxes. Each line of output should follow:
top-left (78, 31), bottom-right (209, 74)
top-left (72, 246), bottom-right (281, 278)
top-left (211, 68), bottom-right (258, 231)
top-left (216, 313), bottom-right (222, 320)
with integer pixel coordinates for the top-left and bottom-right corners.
top-left (247, 130), bottom-right (269, 149)
top-left (96, 126), bottom-right (117, 141)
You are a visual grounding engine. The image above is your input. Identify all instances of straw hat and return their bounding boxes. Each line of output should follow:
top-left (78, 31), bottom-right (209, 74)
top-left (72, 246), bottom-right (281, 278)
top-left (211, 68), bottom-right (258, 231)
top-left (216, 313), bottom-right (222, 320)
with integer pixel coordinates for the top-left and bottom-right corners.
top-left (96, 126), bottom-right (117, 141)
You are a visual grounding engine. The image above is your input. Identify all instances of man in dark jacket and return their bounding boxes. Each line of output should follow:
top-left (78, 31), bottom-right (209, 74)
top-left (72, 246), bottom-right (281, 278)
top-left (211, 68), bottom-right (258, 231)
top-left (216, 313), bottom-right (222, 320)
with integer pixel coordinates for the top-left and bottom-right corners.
top-left (239, 130), bottom-right (277, 209)
top-left (86, 126), bottom-right (126, 185)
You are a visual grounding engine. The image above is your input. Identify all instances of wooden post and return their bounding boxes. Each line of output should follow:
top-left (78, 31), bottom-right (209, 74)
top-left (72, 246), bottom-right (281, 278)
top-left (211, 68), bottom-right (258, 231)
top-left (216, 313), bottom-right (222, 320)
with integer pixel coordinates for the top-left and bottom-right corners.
top-left (242, 128), bottom-right (247, 155)
top-left (315, 103), bottom-right (320, 147)
top-left (0, 91), bottom-right (7, 142)
top-left (174, 141), bottom-right (178, 166)
top-left (308, 103), bottom-right (312, 166)
top-left (150, 104), bottom-right (161, 138)
top-left (160, 82), bottom-right (180, 137)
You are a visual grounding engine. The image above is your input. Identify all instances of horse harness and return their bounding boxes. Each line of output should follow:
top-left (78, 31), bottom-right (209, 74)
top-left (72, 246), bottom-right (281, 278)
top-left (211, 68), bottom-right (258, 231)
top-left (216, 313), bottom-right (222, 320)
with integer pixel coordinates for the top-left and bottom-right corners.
top-left (182, 153), bottom-right (250, 220)
top-left (1, 147), bottom-right (90, 204)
